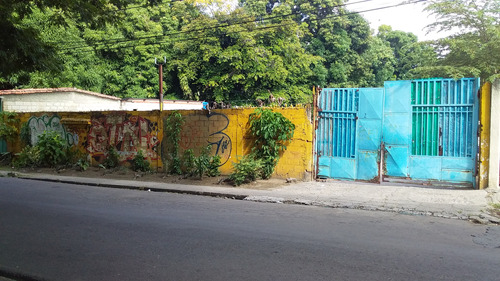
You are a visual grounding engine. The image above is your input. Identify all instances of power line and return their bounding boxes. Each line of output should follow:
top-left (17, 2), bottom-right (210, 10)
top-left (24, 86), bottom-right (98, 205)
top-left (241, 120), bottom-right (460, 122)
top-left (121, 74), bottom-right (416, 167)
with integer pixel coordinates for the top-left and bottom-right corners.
top-left (56, 0), bottom-right (427, 54)
top-left (109, 0), bottom-right (185, 13)
top-left (57, 21), bottom-right (295, 54)
top-left (53, 0), bottom-right (380, 49)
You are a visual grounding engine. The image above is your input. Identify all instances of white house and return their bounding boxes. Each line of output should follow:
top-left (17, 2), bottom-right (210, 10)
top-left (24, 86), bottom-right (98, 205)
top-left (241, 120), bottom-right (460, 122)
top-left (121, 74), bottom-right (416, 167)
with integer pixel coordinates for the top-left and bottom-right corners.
top-left (0, 88), bottom-right (205, 112)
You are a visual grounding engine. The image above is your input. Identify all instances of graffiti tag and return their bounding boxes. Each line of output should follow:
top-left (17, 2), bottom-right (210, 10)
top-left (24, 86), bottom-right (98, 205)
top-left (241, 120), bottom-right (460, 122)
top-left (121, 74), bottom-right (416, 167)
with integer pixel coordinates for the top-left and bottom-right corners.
top-left (27, 115), bottom-right (79, 146)
top-left (87, 113), bottom-right (159, 162)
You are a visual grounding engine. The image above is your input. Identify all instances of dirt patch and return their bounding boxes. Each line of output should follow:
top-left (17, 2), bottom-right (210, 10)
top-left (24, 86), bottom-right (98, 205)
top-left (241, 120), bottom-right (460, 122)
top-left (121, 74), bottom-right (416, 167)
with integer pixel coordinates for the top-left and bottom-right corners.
top-left (7, 166), bottom-right (288, 191)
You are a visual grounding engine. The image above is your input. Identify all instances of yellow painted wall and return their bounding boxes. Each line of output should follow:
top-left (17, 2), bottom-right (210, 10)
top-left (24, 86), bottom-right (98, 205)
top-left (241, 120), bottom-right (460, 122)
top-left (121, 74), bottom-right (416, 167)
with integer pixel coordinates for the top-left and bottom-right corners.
top-left (11, 107), bottom-right (314, 180)
top-left (172, 107), bottom-right (314, 180)
top-left (13, 112), bottom-right (93, 155)
top-left (479, 82), bottom-right (492, 189)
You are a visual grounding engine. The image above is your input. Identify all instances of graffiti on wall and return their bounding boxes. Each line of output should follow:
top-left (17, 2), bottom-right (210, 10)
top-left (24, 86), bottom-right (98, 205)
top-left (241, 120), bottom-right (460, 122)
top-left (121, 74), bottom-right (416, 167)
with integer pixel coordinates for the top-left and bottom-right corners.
top-left (179, 113), bottom-right (232, 166)
top-left (207, 113), bottom-right (232, 166)
top-left (27, 115), bottom-right (79, 146)
top-left (87, 113), bottom-right (159, 162)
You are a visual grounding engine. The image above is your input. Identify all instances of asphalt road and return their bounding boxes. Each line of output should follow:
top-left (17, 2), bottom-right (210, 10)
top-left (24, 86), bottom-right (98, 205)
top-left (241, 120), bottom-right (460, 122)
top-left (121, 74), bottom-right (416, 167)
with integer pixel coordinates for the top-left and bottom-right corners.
top-left (0, 177), bottom-right (499, 281)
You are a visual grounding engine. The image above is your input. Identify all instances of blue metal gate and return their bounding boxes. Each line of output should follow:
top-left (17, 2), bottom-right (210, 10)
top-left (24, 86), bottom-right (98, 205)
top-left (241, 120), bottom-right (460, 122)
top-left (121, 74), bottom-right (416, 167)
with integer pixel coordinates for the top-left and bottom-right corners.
top-left (316, 88), bottom-right (384, 180)
top-left (316, 78), bottom-right (480, 187)
top-left (384, 78), bottom-right (479, 186)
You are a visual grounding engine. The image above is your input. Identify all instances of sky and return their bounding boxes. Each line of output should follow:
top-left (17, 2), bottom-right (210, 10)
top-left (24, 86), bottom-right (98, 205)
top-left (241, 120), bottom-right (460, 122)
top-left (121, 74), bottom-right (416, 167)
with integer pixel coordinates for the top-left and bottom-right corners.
top-left (347, 0), bottom-right (451, 41)
top-left (227, 0), bottom-right (453, 41)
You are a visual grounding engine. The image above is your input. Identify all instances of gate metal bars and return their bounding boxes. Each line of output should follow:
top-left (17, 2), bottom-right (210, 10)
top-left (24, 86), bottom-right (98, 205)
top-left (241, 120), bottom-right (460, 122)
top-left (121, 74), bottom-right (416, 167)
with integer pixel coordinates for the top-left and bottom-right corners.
top-left (406, 78), bottom-right (479, 186)
top-left (316, 88), bottom-right (358, 159)
top-left (316, 88), bottom-right (384, 180)
top-left (411, 79), bottom-right (475, 158)
top-left (316, 78), bottom-right (480, 187)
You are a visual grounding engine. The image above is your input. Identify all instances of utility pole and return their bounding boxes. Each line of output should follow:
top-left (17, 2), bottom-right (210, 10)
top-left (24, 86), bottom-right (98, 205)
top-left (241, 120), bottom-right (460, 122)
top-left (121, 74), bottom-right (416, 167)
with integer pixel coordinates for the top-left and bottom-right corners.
top-left (155, 57), bottom-right (166, 111)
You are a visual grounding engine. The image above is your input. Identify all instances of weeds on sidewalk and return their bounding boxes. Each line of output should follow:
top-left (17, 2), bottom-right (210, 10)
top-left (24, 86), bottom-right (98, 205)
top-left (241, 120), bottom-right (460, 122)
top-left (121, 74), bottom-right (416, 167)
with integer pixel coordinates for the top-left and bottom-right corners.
top-left (489, 203), bottom-right (500, 217)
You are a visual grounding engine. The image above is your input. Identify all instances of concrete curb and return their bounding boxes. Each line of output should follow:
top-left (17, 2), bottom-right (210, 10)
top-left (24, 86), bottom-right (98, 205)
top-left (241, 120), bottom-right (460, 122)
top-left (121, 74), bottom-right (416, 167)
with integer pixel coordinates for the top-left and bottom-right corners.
top-left (244, 195), bottom-right (474, 221)
top-left (16, 175), bottom-right (249, 200)
top-left (2, 171), bottom-right (499, 225)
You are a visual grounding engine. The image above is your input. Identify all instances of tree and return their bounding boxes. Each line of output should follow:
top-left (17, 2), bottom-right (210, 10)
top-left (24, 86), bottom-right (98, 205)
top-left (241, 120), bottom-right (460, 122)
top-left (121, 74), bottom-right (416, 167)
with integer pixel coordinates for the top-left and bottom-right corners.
top-left (6, 0), bottom-right (202, 99)
top-left (377, 25), bottom-right (437, 80)
top-left (170, 7), bottom-right (320, 103)
top-left (240, 0), bottom-right (396, 87)
top-left (412, 0), bottom-right (500, 81)
top-left (0, 0), bottom-right (140, 89)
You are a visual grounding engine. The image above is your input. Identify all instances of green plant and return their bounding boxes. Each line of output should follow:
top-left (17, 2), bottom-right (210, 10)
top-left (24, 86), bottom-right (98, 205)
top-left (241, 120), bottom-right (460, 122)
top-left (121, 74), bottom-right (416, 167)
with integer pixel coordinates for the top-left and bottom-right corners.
top-left (0, 112), bottom-right (19, 142)
top-left (163, 111), bottom-right (184, 174)
top-left (103, 146), bottom-right (120, 169)
top-left (75, 158), bottom-right (90, 171)
top-left (247, 108), bottom-right (295, 179)
top-left (181, 149), bottom-right (195, 176)
top-left (37, 131), bottom-right (67, 167)
top-left (207, 155), bottom-right (221, 177)
top-left (193, 145), bottom-right (211, 179)
top-left (490, 203), bottom-right (500, 217)
top-left (63, 146), bottom-right (82, 166)
top-left (19, 122), bottom-right (31, 147)
top-left (12, 145), bottom-right (41, 168)
top-left (228, 155), bottom-right (263, 186)
top-left (132, 150), bottom-right (151, 172)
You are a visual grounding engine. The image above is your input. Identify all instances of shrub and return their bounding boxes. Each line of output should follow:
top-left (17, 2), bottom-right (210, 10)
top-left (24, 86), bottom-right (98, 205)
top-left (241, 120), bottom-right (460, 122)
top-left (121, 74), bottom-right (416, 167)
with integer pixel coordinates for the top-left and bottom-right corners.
top-left (63, 146), bottom-right (82, 166)
top-left (12, 145), bottom-right (41, 168)
top-left (103, 146), bottom-right (120, 169)
top-left (163, 111), bottom-right (184, 174)
top-left (229, 155), bottom-right (263, 186)
top-left (19, 122), bottom-right (31, 147)
top-left (248, 108), bottom-right (295, 179)
top-left (37, 131), bottom-right (67, 167)
top-left (75, 158), bottom-right (90, 171)
top-left (181, 149), bottom-right (195, 176)
top-left (132, 150), bottom-right (151, 172)
top-left (207, 155), bottom-right (221, 177)
top-left (0, 112), bottom-right (19, 142)
top-left (193, 145), bottom-right (211, 179)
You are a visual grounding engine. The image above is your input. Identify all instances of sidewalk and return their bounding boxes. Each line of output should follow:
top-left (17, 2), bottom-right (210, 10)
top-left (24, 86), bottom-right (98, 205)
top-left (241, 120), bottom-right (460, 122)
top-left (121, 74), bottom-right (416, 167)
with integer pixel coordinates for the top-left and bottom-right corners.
top-left (1, 171), bottom-right (499, 224)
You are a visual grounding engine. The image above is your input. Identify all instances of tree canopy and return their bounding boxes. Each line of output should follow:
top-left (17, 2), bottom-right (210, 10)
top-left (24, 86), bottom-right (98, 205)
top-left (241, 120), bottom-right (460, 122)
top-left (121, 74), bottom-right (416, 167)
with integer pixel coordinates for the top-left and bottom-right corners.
top-left (412, 0), bottom-right (500, 82)
top-left (4, 0), bottom-right (497, 103)
top-left (0, 0), bottom-right (143, 89)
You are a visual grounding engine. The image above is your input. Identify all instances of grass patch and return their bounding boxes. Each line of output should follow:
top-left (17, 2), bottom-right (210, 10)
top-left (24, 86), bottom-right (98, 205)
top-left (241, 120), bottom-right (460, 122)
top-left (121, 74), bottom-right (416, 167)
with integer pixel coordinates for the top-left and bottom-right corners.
top-left (489, 203), bottom-right (500, 217)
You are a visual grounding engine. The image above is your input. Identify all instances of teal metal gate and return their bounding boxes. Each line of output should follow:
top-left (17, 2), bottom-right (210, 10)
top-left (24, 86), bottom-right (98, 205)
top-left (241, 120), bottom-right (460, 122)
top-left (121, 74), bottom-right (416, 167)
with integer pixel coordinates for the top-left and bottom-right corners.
top-left (316, 78), bottom-right (480, 187)
top-left (384, 78), bottom-right (479, 186)
top-left (316, 88), bottom-right (384, 180)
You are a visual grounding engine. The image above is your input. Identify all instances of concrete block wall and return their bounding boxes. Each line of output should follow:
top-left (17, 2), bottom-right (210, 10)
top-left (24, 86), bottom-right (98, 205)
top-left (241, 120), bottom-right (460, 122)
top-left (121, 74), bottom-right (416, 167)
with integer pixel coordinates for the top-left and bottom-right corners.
top-left (11, 107), bottom-right (314, 180)
top-left (2, 92), bottom-right (121, 112)
top-left (15, 112), bottom-right (93, 153)
top-left (174, 107), bottom-right (314, 180)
